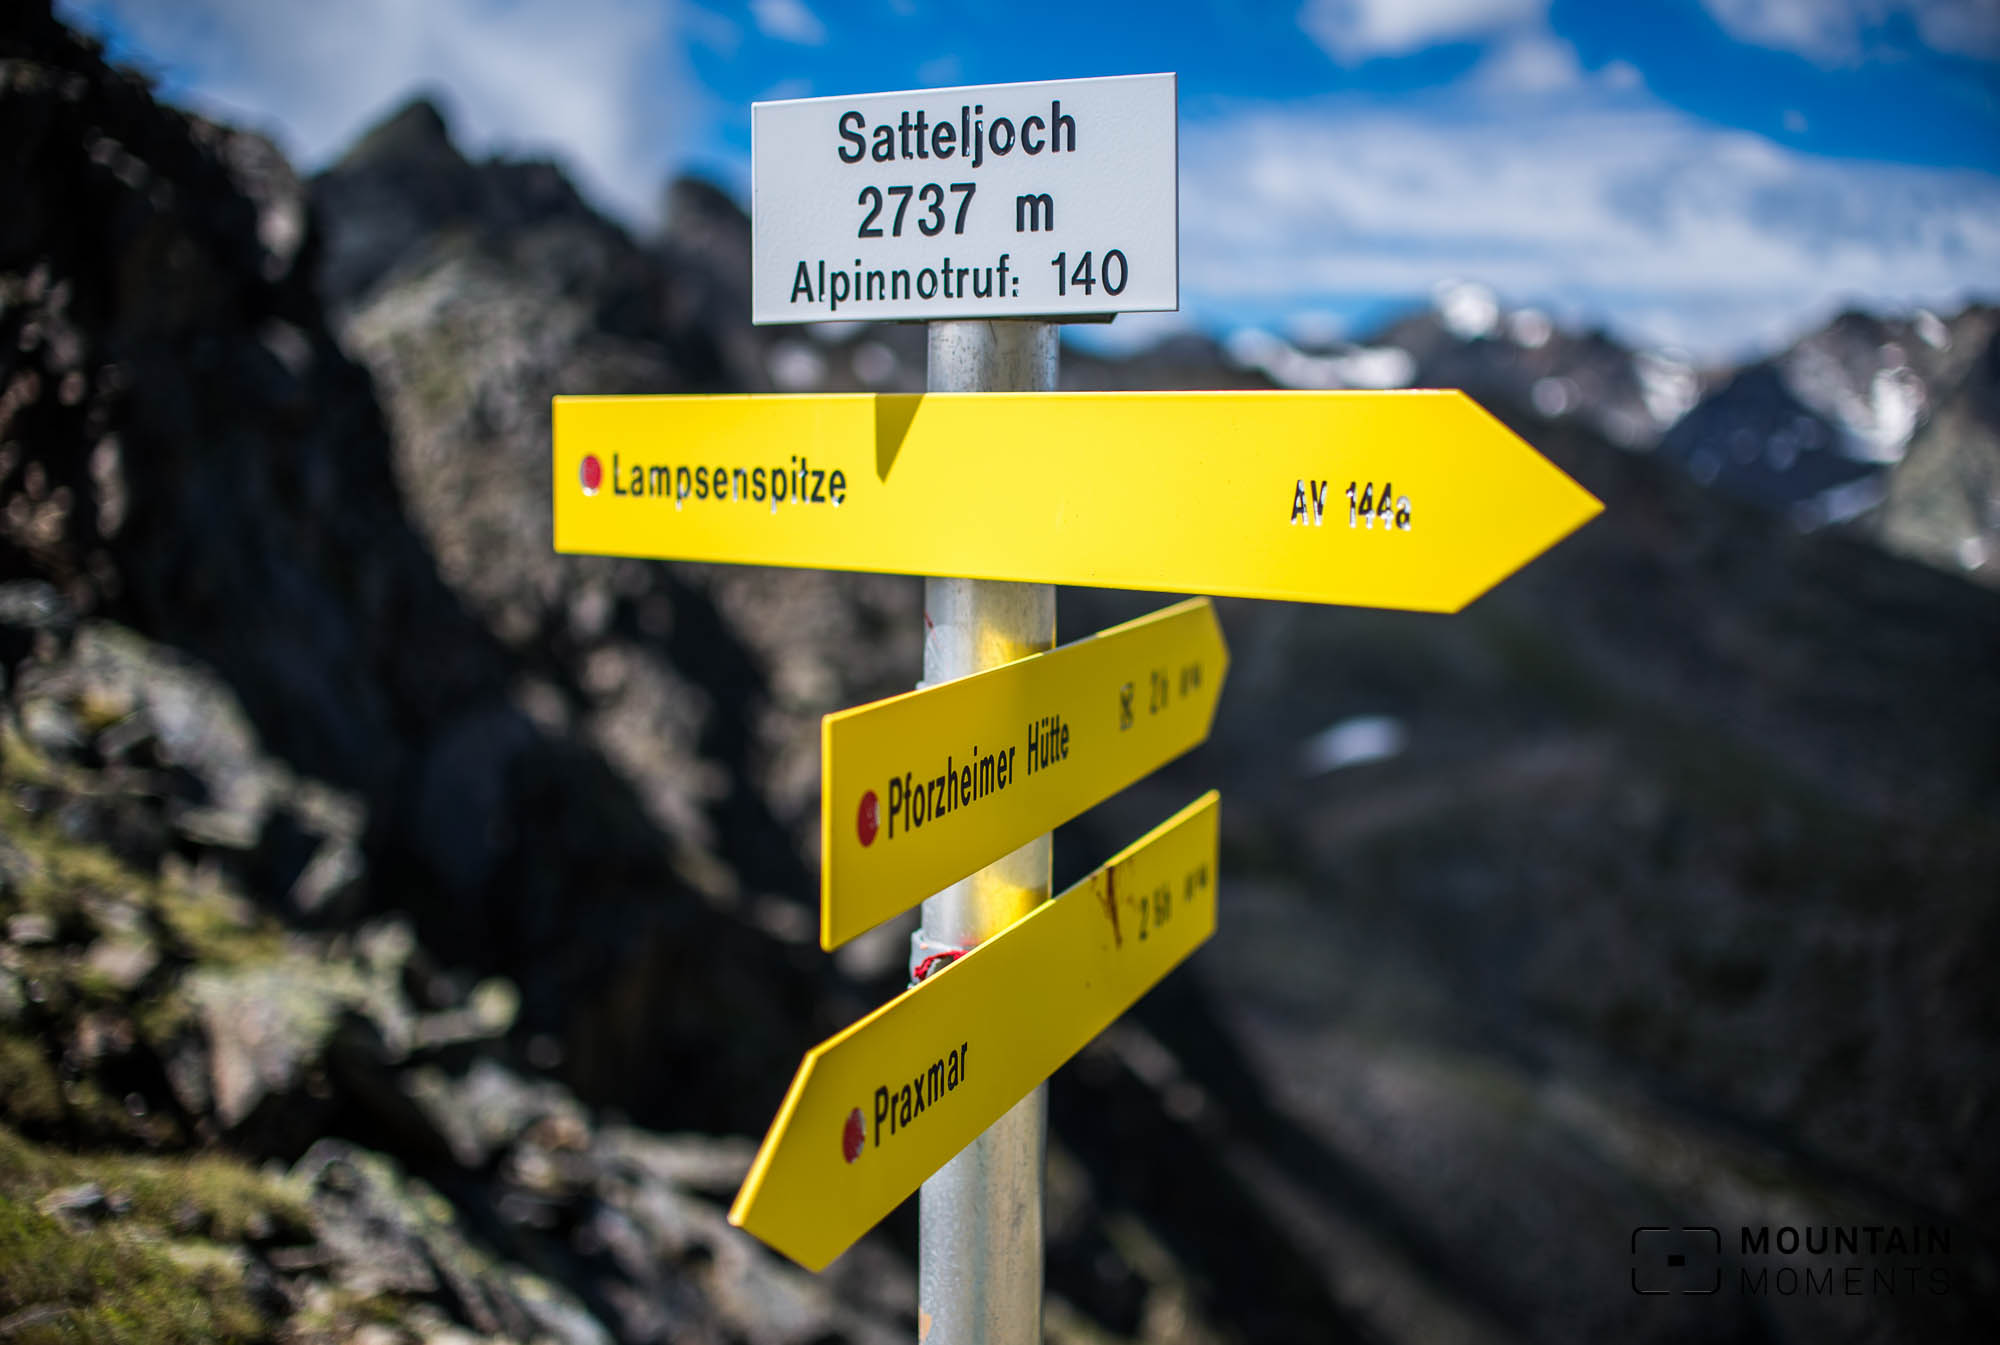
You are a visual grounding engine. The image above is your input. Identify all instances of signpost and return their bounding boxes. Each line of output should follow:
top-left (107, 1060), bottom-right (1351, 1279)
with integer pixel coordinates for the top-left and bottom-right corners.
top-left (551, 66), bottom-right (1604, 1345)
top-left (820, 596), bottom-right (1226, 949)
top-left (752, 74), bottom-right (1177, 324)
top-left (552, 389), bottom-right (1603, 611)
top-left (730, 791), bottom-right (1218, 1272)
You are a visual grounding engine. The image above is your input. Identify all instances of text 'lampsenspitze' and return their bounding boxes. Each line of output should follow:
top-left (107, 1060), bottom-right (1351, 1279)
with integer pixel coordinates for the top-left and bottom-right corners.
top-left (750, 74), bottom-right (1179, 324)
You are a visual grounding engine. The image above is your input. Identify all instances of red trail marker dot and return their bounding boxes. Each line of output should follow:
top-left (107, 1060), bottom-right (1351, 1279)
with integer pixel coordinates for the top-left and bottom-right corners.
top-left (856, 790), bottom-right (879, 847)
top-left (842, 1108), bottom-right (865, 1163)
top-left (579, 454), bottom-right (603, 495)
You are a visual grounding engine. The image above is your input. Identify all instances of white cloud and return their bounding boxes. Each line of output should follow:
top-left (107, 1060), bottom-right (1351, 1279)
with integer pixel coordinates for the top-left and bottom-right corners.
top-left (61, 0), bottom-right (702, 225)
top-left (1698, 0), bottom-right (2000, 65)
top-left (1470, 32), bottom-right (1585, 91)
top-left (751, 0), bottom-right (827, 46)
top-left (1179, 86), bottom-right (2000, 358)
top-left (1299, 0), bottom-right (1546, 62)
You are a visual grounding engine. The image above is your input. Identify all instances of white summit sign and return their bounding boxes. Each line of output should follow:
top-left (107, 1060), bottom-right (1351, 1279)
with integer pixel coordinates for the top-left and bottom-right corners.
top-left (751, 73), bottom-right (1178, 324)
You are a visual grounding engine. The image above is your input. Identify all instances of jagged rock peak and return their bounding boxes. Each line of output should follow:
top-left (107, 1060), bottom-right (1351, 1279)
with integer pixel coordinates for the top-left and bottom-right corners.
top-left (311, 94), bottom-right (610, 310)
top-left (329, 93), bottom-right (464, 175)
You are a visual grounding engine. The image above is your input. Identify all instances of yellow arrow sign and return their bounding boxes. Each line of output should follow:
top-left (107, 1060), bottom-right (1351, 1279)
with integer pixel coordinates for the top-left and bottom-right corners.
top-left (730, 790), bottom-right (1219, 1271)
top-left (820, 596), bottom-right (1226, 949)
top-left (552, 390), bottom-right (1600, 610)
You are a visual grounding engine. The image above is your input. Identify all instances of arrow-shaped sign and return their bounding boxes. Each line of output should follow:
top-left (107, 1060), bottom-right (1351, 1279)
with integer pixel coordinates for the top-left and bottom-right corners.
top-left (821, 596), bottom-right (1226, 949)
top-left (552, 390), bottom-right (1601, 610)
top-left (730, 790), bottom-right (1219, 1271)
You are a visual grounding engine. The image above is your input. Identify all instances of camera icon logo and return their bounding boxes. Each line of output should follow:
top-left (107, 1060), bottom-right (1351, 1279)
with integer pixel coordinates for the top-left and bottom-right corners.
top-left (1631, 1226), bottom-right (1721, 1295)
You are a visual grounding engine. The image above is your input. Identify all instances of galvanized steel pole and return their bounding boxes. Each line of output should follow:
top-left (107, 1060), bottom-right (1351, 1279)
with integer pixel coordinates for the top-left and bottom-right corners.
top-left (913, 320), bottom-right (1057, 1345)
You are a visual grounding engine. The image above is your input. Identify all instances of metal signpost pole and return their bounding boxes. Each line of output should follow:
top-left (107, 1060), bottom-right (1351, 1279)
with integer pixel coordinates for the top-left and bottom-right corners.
top-left (914, 318), bottom-right (1058, 1344)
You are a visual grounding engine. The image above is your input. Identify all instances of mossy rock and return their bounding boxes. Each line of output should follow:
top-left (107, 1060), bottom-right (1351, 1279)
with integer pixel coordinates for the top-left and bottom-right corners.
top-left (0, 1123), bottom-right (309, 1342)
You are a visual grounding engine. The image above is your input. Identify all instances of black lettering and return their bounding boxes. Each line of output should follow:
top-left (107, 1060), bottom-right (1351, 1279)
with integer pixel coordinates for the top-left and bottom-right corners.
top-left (1742, 1268), bottom-right (1768, 1294)
top-left (772, 465), bottom-right (788, 502)
top-left (629, 462), bottom-right (643, 495)
top-left (873, 1084), bottom-right (889, 1143)
top-left (1005, 746), bottom-right (1014, 786)
top-left (1022, 114), bottom-right (1045, 153)
top-left (1806, 1267), bottom-right (1835, 1295)
top-left (891, 270), bottom-right (912, 299)
top-left (1777, 1227), bottom-right (1798, 1254)
top-left (899, 1084), bottom-right (912, 1127)
top-left (648, 464), bottom-right (670, 495)
top-left (866, 270), bottom-right (886, 300)
top-left (732, 467), bottom-right (748, 500)
top-left (612, 453), bottom-right (627, 495)
top-left (1016, 192), bottom-right (1054, 232)
top-left (838, 110), bottom-right (866, 163)
top-left (1743, 1227), bottom-right (1769, 1255)
top-left (752, 467), bottom-right (766, 501)
top-left (871, 123), bottom-right (894, 161)
top-left (927, 1060), bottom-right (943, 1102)
top-left (972, 266), bottom-right (993, 298)
top-left (888, 774), bottom-right (903, 837)
top-left (910, 1073), bottom-right (926, 1117)
top-left (1806, 1226), bottom-right (1827, 1255)
top-left (933, 118), bottom-right (955, 158)
top-left (1777, 1267), bottom-right (1798, 1294)
top-left (898, 110), bottom-right (914, 159)
top-left (715, 463), bottom-right (729, 499)
top-left (1051, 100), bottom-right (1074, 151)
top-left (918, 268), bottom-right (938, 298)
top-left (912, 108), bottom-right (929, 158)
top-left (695, 465), bottom-right (709, 499)
top-left (989, 116), bottom-right (1014, 155)
top-left (812, 468), bottom-right (827, 502)
top-left (791, 260), bottom-right (815, 304)
top-left (979, 752), bottom-right (995, 795)
top-left (830, 469), bottom-right (846, 505)
top-left (960, 763), bottom-right (971, 800)
top-left (675, 465), bottom-right (691, 502)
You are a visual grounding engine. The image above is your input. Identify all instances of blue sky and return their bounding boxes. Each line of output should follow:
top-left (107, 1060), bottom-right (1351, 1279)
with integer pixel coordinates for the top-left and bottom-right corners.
top-left (61, 0), bottom-right (2000, 359)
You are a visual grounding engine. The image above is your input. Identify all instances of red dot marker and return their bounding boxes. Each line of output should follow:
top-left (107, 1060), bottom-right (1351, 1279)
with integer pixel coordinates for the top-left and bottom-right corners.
top-left (842, 1107), bottom-right (865, 1163)
top-left (857, 790), bottom-right (879, 847)
top-left (579, 454), bottom-right (602, 495)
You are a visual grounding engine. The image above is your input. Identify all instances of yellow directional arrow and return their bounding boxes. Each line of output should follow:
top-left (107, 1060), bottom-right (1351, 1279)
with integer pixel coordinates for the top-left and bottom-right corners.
top-left (821, 596), bottom-right (1226, 950)
top-left (730, 790), bottom-right (1219, 1271)
top-left (552, 390), bottom-right (1601, 610)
